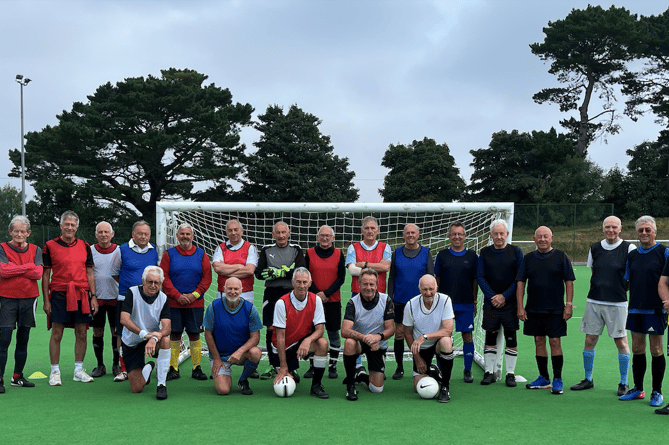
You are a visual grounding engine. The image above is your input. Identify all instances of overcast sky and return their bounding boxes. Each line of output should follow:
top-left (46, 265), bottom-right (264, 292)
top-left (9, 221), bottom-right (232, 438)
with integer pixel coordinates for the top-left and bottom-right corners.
top-left (1, 0), bottom-right (666, 204)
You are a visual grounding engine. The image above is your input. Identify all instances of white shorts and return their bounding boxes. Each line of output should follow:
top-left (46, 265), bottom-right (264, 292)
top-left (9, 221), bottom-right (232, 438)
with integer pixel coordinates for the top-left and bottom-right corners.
top-left (210, 357), bottom-right (243, 377)
top-left (580, 301), bottom-right (627, 338)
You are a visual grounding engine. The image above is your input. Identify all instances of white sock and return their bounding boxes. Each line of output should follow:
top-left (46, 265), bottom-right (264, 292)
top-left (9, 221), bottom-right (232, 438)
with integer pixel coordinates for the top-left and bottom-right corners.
top-left (157, 349), bottom-right (170, 386)
top-left (51, 364), bottom-right (60, 373)
top-left (142, 363), bottom-right (153, 382)
top-left (368, 382), bottom-right (384, 393)
top-left (484, 348), bottom-right (496, 374)
top-left (74, 361), bottom-right (83, 372)
top-left (313, 356), bottom-right (327, 369)
top-left (505, 349), bottom-right (518, 374)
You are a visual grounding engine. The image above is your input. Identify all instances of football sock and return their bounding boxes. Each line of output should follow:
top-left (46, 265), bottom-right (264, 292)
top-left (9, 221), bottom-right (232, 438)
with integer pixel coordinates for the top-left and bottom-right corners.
top-left (111, 335), bottom-right (119, 366)
top-left (266, 330), bottom-right (275, 366)
top-left (368, 382), bottom-right (383, 393)
top-left (344, 354), bottom-right (357, 383)
top-left (13, 326), bottom-right (30, 375)
top-left (356, 355), bottom-right (362, 369)
top-left (551, 354), bottom-right (564, 379)
top-left (51, 364), bottom-right (60, 373)
top-left (536, 355), bottom-right (549, 380)
top-left (0, 327), bottom-right (11, 376)
top-left (484, 347), bottom-right (496, 374)
top-left (394, 339), bottom-right (404, 371)
top-left (329, 348), bottom-right (339, 369)
top-left (463, 341), bottom-right (474, 371)
top-left (190, 339), bottom-right (202, 368)
top-left (437, 351), bottom-right (455, 387)
top-left (157, 349), bottom-right (170, 386)
top-left (119, 356), bottom-right (127, 372)
top-left (632, 353), bottom-right (646, 391)
top-left (312, 356), bottom-right (327, 385)
top-left (652, 354), bottom-right (665, 393)
top-left (240, 359), bottom-right (258, 382)
top-left (327, 330), bottom-right (341, 350)
top-left (505, 348), bottom-right (518, 374)
top-left (583, 349), bottom-right (595, 381)
top-left (307, 357), bottom-right (314, 370)
top-left (74, 361), bottom-right (83, 372)
top-left (93, 335), bottom-right (104, 366)
top-left (142, 362), bottom-right (153, 383)
top-left (170, 340), bottom-right (180, 370)
top-left (619, 352), bottom-right (630, 385)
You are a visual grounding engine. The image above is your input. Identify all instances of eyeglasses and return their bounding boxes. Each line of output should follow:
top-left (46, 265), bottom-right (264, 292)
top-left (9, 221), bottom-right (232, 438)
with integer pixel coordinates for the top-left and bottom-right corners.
top-left (145, 280), bottom-right (161, 286)
top-left (637, 228), bottom-right (654, 233)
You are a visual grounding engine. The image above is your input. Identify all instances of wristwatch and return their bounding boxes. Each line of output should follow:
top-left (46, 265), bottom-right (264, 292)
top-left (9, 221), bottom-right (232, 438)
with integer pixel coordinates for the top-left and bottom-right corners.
top-left (423, 334), bottom-right (428, 340)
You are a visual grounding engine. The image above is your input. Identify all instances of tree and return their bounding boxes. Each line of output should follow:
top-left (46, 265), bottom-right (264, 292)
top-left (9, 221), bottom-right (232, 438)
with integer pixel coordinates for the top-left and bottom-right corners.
top-left (379, 137), bottom-right (464, 202)
top-left (0, 185), bottom-right (21, 232)
top-left (9, 68), bottom-right (254, 224)
top-left (238, 104), bottom-right (358, 202)
top-left (466, 128), bottom-right (604, 204)
top-left (530, 5), bottom-right (640, 155)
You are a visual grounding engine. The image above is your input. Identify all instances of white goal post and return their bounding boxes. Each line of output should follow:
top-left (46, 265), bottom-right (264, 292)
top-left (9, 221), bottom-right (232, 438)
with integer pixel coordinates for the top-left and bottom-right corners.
top-left (156, 201), bottom-right (515, 371)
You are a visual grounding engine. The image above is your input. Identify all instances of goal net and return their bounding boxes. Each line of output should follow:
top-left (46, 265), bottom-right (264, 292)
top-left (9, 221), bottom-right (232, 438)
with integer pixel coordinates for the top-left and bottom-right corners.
top-left (156, 202), bottom-right (515, 372)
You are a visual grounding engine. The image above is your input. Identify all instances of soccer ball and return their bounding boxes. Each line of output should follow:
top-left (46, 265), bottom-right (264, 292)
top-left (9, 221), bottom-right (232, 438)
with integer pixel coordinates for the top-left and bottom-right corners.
top-left (273, 375), bottom-right (296, 398)
top-left (416, 376), bottom-right (440, 399)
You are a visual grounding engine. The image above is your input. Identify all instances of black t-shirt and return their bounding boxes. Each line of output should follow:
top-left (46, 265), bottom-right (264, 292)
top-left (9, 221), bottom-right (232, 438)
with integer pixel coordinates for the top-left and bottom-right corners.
top-left (516, 249), bottom-right (575, 314)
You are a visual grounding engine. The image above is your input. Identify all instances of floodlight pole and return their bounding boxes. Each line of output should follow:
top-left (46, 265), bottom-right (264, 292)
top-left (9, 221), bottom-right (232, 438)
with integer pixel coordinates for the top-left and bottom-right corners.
top-left (16, 74), bottom-right (31, 216)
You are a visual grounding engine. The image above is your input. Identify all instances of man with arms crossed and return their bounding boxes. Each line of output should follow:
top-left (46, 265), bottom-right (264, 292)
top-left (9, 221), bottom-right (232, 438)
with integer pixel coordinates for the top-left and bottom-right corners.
top-left (212, 220), bottom-right (258, 304)
top-left (404, 274), bottom-right (455, 403)
top-left (570, 216), bottom-right (634, 396)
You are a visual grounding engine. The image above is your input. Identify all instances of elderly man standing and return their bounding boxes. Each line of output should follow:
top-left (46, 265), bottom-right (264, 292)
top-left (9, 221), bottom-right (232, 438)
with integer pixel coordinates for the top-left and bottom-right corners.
top-left (619, 216), bottom-right (669, 408)
top-left (255, 221), bottom-right (306, 380)
top-left (477, 219), bottom-right (523, 387)
top-left (570, 216), bottom-right (635, 396)
top-left (517, 226), bottom-right (575, 395)
top-left (120, 266), bottom-right (171, 400)
top-left (341, 269), bottom-right (395, 401)
top-left (204, 277), bottom-right (262, 396)
top-left (110, 220), bottom-right (158, 382)
top-left (212, 220), bottom-right (258, 304)
top-left (305, 225), bottom-right (346, 379)
top-left (387, 223), bottom-right (433, 380)
top-left (271, 267), bottom-right (329, 399)
top-left (42, 210), bottom-right (98, 386)
top-left (0, 216), bottom-right (43, 392)
top-left (160, 223), bottom-right (212, 381)
top-left (90, 221), bottom-right (121, 378)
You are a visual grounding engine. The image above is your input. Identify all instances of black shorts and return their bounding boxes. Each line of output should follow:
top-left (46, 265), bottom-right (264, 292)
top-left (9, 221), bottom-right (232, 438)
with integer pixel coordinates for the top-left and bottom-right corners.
top-left (523, 312), bottom-right (567, 338)
top-left (393, 302), bottom-right (406, 325)
top-left (482, 301), bottom-right (519, 332)
top-left (262, 287), bottom-right (291, 327)
top-left (323, 301), bottom-right (342, 332)
top-left (412, 343), bottom-right (437, 374)
top-left (170, 307), bottom-right (204, 335)
top-left (50, 292), bottom-right (91, 325)
top-left (270, 336), bottom-right (313, 372)
top-left (121, 340), bottom-right (159, 372)
top-left (360, 342), bottom-right (387, 373)
top-left (0, 296), bottom-right (37, 329)
top-left (91, 300), bottom-right (117, 330)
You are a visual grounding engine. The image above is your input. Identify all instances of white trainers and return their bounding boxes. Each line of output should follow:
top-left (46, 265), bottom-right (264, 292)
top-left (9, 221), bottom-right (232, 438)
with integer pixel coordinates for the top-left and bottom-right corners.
top-left (73, 368), bottom-right (94, 382)
top-left (49, 370), bottom-right (62, 386)
top-left (113, 371), bottom-right (128, 382)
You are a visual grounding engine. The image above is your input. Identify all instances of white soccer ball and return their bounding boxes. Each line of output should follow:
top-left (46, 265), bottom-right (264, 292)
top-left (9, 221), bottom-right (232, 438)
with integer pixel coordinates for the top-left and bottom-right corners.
top-left (273, 375), bottom-right (296, 398)
top-left (416, 376), bottom-right (440, 399)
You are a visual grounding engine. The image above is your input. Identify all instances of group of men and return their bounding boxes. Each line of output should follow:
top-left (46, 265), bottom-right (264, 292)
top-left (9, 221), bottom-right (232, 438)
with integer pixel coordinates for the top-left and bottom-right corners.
top-left (3, 211), bottom-right (669, 413)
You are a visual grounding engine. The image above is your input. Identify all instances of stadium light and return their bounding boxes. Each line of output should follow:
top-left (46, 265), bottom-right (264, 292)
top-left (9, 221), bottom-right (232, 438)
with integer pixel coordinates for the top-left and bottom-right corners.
top-left (16, 74), bottom-right (31, 215)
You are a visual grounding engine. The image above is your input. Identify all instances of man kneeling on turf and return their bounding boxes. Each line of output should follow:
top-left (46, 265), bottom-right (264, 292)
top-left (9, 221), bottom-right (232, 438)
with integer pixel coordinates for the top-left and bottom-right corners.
top-left (120, 266), bottom-right (171, 400)
top-left (272, 267), bottom-right (330, 399)
top-left (341, 268), bottom-right (395, 401)
top-left (404, 275), bottom-right (455, 403)
top-left (204, 277), bottom-right (262, 395)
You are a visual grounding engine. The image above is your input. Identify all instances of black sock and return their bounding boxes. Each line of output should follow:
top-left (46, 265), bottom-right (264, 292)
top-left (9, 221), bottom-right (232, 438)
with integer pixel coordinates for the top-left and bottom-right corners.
top-left (265, 330), bottom-right (275, 367)
top-left (394, 339), bottom-right (404, 370)
top-left (536, 356), bottom-right (549, 380)
top-left (632, 353), bottom-right (647, 391)
top-left (437, 353), bottom-right (454, 388)
top-left (312, 366), bottom-right (325, 386)
top-left (551, 355), bottom-right (564, 379)
top-left (329, 348), bottom-right (339, 368)
top-left (0, 327), bottom-right (12, 377)
top-left (652, 355), bottom-right (666, 393)
top-left (93, 335), bottom-right (104, 367)
top-left (344, 354), bottom-right (358, 384)
top-left (111, 335), bottom-right (119, 366)
top-left (13, 327), bottom-right (30, 376)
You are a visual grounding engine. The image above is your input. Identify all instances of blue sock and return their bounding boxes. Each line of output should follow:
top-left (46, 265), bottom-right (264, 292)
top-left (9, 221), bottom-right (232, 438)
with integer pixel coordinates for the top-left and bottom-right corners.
top-left (356, 355), bottom-right (362, 368)
top-left (619, 352), bottom-right (631, 385)
top-left (463, 342), bottom-right (475, 371)
top-left (239, 360), bottom-right (258, 382)
top-left (583, 349), bottom-right (595, 381)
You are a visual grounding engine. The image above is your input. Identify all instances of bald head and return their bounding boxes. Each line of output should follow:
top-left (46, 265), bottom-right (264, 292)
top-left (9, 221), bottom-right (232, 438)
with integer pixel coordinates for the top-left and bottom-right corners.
top-left (418, 274), bottom-right (438, 301)
top-left (602, 216), bottom-right (622, 244)
top-left (224, 277), bottom-right (243, 303)
top-left (95, 221), bottom-right (114, 247)
top-left (533, 226), bottom-right (553, 253)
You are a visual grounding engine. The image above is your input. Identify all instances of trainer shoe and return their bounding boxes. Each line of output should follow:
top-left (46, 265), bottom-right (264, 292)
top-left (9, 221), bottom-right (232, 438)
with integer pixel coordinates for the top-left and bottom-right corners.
top-left (346, 383), bottom-right (358, 401)
top-left (463, 369), bottom-right (473, 383)
top-left (438, 386), bottom-right (451, 403)
top-left (303, 366), bottom-right (314, 379)
top-left (112, 364), bottom-right (121, 377)
top-left (49, 370), bottom-right (62, 386)
top-left (619, 387), bottom-right (644, 401)
top-left (651, 391), bottom-right (664, 407)
top-left (291, 370), bottom-right (300, 384)
top-left (481, 372), bottom-right (495, 385)
top-left (617, 383), bottom-right (630, 397)
top-left (91, 365), bottom-right (106, 378)
top-left (328, 365), bottom-right (338, 379)
top-left (0, 378), bottom-right (5, 394)
top-left (113, 371), bottom-right (128, 382)
top-left (526, 375), bottom-right (551, 389)
top-left (238, 380), bottom-right (253, 395)
top-left (428, 364), bottom-right (442, 381)
top-left (259, 367), bottom-right (276, 380)
top-left (355, 366), bottom-right (369, 384)
top-left (655, 404), bottom-right (669, 415)
top-left (249, 370), bottom-right (260, 379)
top-left (156, 384), bottom-right (167, 400)
top-left (73, 368), bottom-right (94, 383)
top-left (551, 378), bottom-right (563, 395)
top-left (505, 373), bottom-right (517, 387)
top-left (166, 366), bottom-right (180, 381)
top-left (310, 383), bottom-right (329, 399)
top-left (570, 379), bottom-right (594, 391)
top-left (10, 375), bottom-right (35, 387)
top-left (392, 367), bottom-right (404, 380)
top-left (192, 365), bottom-right (208, 381)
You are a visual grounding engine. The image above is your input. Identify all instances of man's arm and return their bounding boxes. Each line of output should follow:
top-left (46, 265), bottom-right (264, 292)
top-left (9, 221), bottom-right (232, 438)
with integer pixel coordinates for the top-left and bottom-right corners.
top-left (204, 328), bottom-right (224, 376)
top-left (86, 266), bottom-right (98, 315)
top-left (516, 281), bottom-right (527, 321)
top-left (230, 331), bottom-right (261, 364)
top-left (563, 280), bottom-right (574, 320)
top-left (274, 327), bottom-right (289, 383)
top-left (42, 268), bottom-right (52, 315)
top-left (387, 251), bottom-right (396, 298)
top-left (660, 276), bottom-right (669, 313)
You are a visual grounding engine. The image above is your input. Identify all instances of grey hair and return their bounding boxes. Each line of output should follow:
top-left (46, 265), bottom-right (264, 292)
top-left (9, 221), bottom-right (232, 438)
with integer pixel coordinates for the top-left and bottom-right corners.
top-left (490, 219), bottom-right (509, 232)
top-left (132, 220), bottom-right (151, 232)
top-left (60, 210), bottom-right (79, 227)
top-left (142, 265), bottom-right (164, 283)
top-left (273, 221), bottom-right (290, 232)
top-left (95, 221), bottom-right (113, 232)
top-left (317, 225), bottom-right (335, 237)
top-left (362, 216), bottom-right (378, 228)
top-left (636, 215), bottom-right (656, 231)
top-left (9, 215), bottom-right (31, 232)
top-left (292, 267), bottom-right (312, 282)
top-left (227, 219), bottom-right (244, 231)
top-left (177, 223), bottom-right (194, 233)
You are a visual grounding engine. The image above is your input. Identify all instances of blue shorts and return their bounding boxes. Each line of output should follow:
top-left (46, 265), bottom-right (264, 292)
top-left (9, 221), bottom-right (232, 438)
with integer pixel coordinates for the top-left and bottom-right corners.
top-left (626, 313), bottom-right (667, 335)
top-left (171, 307), bottom-right (204, 335)
top-left (454, 308), bottom-right (475, 333)
top-left (50, 293), bottom-right (91, 325)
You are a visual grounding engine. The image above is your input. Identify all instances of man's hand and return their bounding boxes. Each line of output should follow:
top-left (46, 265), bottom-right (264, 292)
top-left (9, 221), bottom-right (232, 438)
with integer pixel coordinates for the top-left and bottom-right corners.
top-left (229, 349), bottom-right (244, 364)
top-left (43, 300), bottom-right (51, 316)
top-left (414, 354), bottom-right (427, 375)
top-left (144, 337), bottom-right (158, 357)
top-left (90, 297), bottom-right (99, 316)
top-left (261, 267), bottom-right (284, 280)
top-left (211, 358), bottom-right (224, 377)
top-left (316, 291), bottom-right (328, 303)
top-left (563, 304), bottom-right (573, 321)
top-left (297, 338), bottom-right (312, 359)
top-left (281, 263), bottom-right (296, 274)
top-left (177, 294), bottom-right (191, 305)
top-left (517, 307), bottom-right (527, 322)
top-left (411, 335), bottom-right (425, 356)
top-left (361, 334), bottom-right (380, 351)
top-left (274, 366), bottom-right (290, 385)
top-left (491, 294), bottom-right (505, 308)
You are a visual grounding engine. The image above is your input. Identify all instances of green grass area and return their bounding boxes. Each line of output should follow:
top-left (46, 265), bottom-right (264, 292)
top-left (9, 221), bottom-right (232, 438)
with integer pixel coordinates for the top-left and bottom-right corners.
top-left (5, 265), bottom-right (668, 443)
